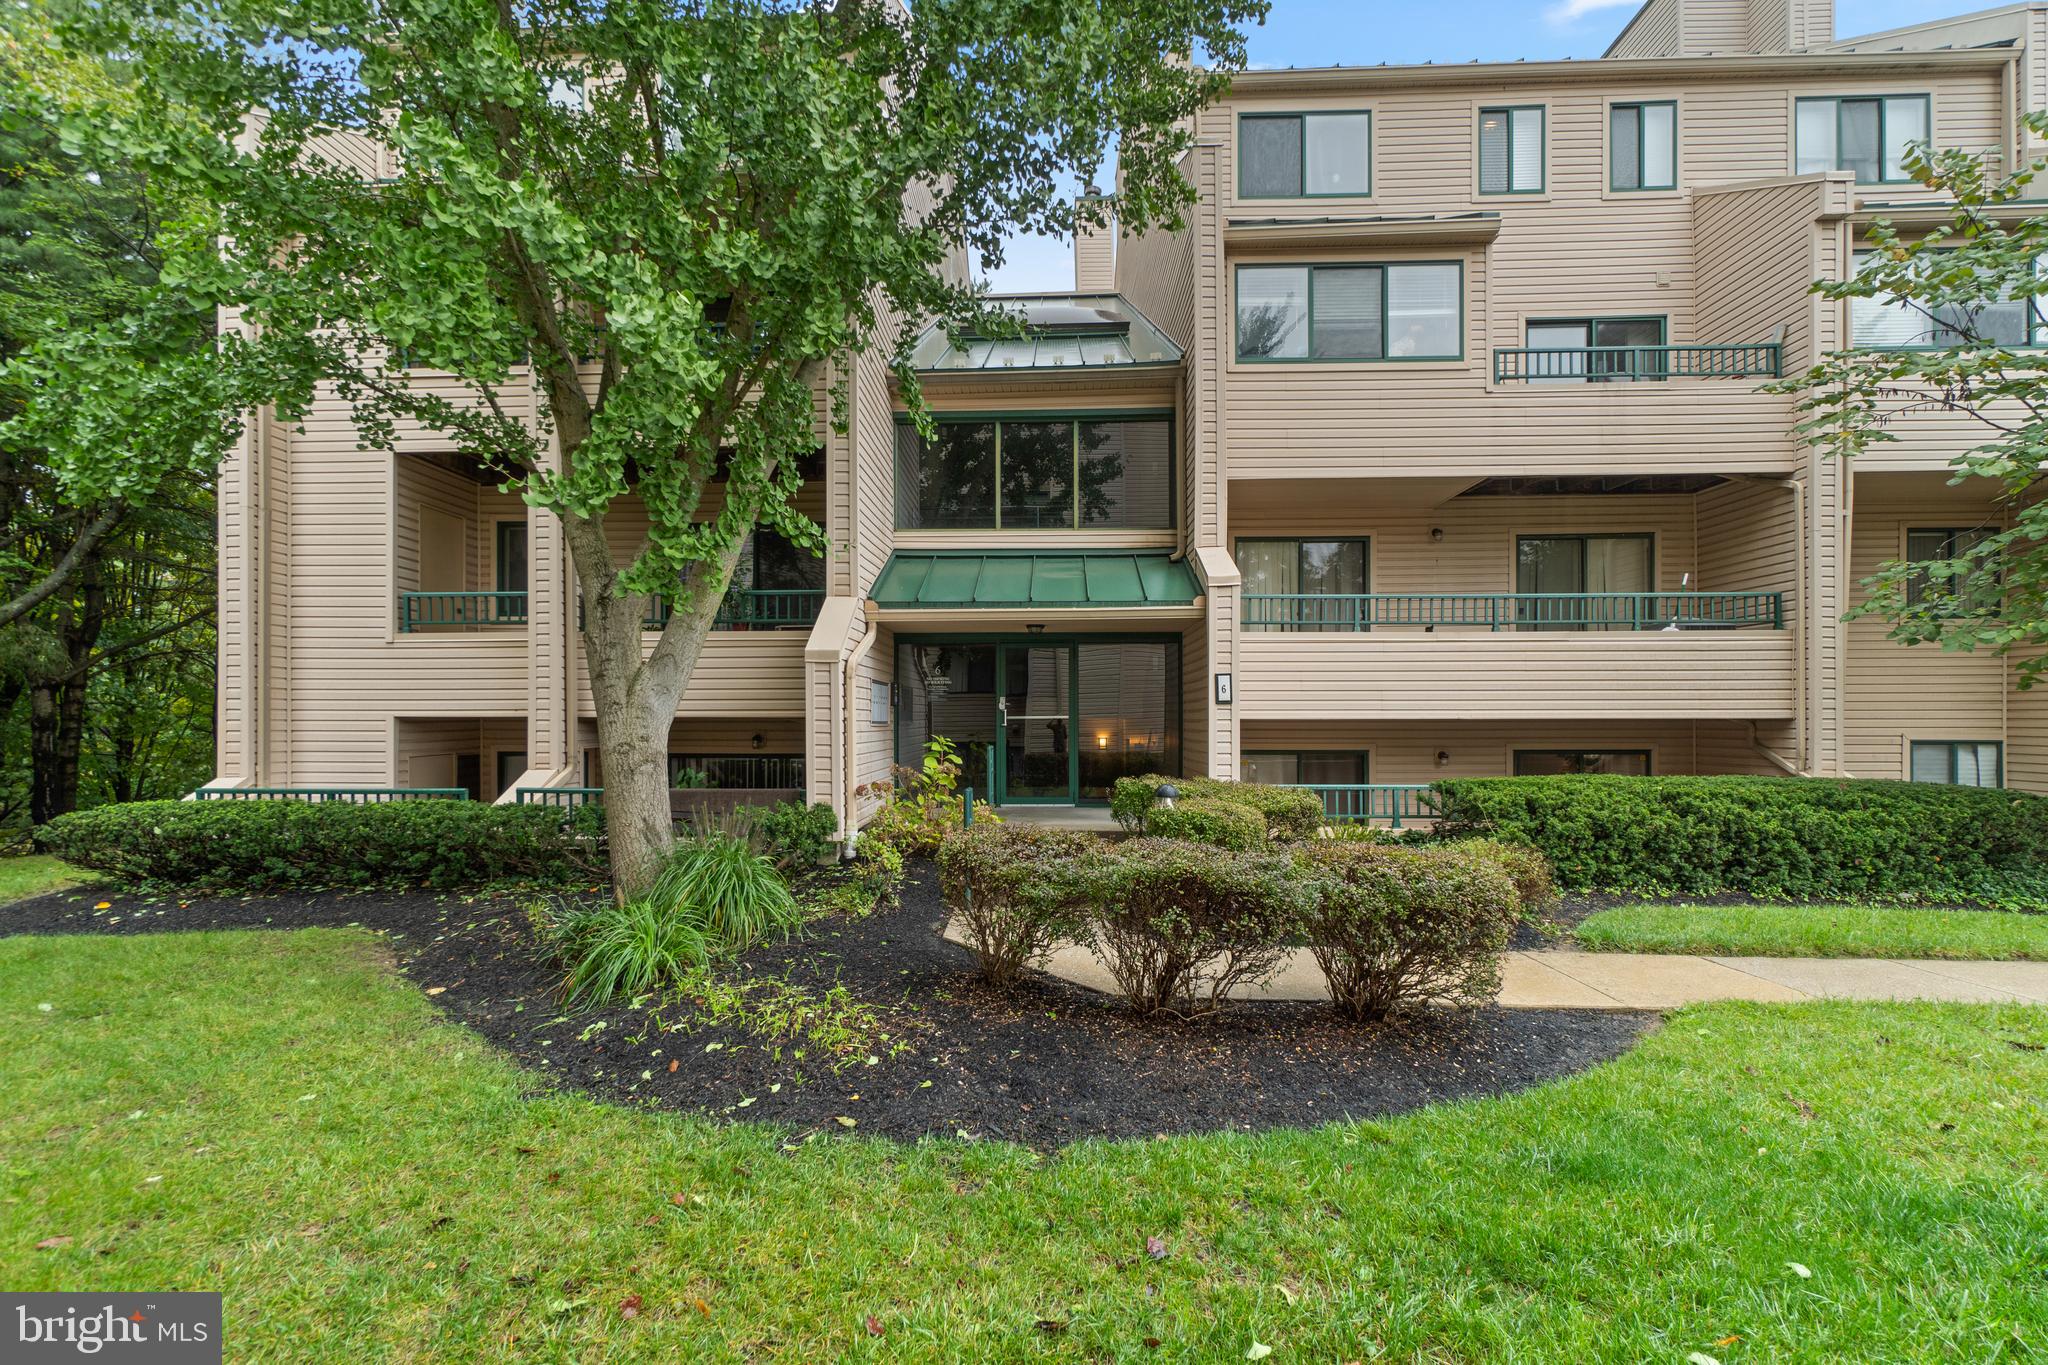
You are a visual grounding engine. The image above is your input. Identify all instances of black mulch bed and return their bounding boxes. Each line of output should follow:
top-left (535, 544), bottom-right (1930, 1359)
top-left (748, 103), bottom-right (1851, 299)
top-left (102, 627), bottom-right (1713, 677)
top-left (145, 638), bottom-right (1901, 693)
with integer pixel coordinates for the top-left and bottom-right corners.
top-left (4, 865), bottom-right (1653, 1148)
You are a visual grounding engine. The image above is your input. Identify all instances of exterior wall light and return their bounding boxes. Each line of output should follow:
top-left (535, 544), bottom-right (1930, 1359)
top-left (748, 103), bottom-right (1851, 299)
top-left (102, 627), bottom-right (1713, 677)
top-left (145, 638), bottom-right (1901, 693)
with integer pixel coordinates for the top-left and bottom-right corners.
top-left (1430, 527), bottom-right (1445, 542)
top-left (1155, 782), bottom-right (1180, 809)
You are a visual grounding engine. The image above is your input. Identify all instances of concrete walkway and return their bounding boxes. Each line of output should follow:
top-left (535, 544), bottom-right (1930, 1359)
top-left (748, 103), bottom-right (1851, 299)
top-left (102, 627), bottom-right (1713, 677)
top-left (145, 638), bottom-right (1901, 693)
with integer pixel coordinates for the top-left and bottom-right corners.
top-left (943, 923), bottom-right (2048, 1009)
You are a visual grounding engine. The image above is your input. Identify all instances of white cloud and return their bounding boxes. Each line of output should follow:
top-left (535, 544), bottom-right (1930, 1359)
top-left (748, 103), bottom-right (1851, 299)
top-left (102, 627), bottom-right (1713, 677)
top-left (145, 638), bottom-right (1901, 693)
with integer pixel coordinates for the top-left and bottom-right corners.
top-left (1545, 0), bottom-right (1639, 24)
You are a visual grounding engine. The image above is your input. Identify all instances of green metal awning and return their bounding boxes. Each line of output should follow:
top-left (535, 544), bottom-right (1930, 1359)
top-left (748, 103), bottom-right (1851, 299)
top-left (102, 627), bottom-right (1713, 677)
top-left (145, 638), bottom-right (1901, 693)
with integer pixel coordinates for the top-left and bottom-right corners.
top-left (870, 551), bottom-right (1200, 610)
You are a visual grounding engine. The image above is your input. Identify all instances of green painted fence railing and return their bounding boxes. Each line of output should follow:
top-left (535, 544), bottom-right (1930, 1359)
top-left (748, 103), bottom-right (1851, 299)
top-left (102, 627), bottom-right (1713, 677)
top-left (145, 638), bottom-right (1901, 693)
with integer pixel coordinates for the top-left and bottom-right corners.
top-left (194, 786), bottom-right (469, 803)
top-left (1492, 341), bottom-right (1782, 384)
top-left (515, 786), bottom-right (604, 808)
top-left (579, 589), bottom-right (826, 631)
top-left (1289, 784), bottom-right (1438, 828)
top-left (398, 591), bottom-right (529, 632)
top-left (1243, 591), bottom-right (1783, 632)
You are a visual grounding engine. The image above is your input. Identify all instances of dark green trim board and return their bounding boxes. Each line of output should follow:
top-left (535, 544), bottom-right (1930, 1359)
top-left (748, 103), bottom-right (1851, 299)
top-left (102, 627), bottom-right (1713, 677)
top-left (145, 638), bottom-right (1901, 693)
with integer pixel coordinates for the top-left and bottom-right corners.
top-left (871, 551), bottom-right (1200, 610)
top-left (1237, 110), bottom-right (1373, 199)
top-left (1233, 261), bottom-right (1465, 363)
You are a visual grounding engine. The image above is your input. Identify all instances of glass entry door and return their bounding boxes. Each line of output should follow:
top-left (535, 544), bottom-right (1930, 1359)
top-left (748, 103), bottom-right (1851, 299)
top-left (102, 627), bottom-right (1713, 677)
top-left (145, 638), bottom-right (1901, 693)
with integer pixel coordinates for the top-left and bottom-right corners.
top-left (999, 643), bottom-right (1075, 802)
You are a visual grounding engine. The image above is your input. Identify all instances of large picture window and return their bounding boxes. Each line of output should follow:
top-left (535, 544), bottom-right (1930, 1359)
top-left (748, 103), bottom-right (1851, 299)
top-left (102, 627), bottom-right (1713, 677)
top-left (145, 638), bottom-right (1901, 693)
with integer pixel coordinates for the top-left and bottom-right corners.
top-left (1513, 750), bottom-right (1652, 776)
top-left (1849, 250), bottom-right (2046, 349)
top-left (1795, 95), bottom-right (1929, 184)
top-left (1479, 106), bottom-right (1545, 194)
top-left (1243, 751), bottom-right (1367, 785)
top-left (1239, 112), bottom-right (1371, 198)
top-left (1609, 101), bottom-right (1676, 191)
top-left (1235, 263), bottom-right (1461, 362)
top-left (894, 416), bottom-right (1173, 531)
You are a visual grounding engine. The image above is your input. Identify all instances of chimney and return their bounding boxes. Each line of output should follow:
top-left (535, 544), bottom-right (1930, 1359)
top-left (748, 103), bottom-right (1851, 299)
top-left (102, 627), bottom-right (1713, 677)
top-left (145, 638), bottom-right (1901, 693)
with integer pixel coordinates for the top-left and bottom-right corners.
top-left (1074, 189), bottom-right (1115, 292)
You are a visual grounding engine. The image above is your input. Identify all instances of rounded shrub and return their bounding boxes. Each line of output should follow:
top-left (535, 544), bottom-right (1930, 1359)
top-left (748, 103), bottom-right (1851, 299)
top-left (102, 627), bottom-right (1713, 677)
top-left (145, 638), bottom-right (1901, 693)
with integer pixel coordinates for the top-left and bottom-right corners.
top-left (1295, 841), bottom-right (1521, 1021)
top-left (1453, 838), bottom-right (1558, 915)
top-left (936, 823), bottom-right (1094, 985)
top-left (1110, 774), bottom-right (1326, 840)
top-left (1145, 797), bottom-right (1268, 851)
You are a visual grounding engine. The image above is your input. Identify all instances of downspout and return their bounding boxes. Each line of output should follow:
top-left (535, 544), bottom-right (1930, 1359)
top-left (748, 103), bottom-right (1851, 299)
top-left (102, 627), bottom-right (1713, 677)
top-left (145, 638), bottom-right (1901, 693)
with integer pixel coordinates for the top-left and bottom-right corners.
top-left (841, 610), bottom-right (879, 855)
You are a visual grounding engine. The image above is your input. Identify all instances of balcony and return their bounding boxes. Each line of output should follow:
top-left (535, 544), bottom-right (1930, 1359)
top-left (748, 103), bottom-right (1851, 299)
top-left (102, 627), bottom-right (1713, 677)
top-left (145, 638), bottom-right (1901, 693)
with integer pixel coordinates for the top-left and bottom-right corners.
top-left (1235, 591), bottom-right (1795, 721)
top-left (403, 588), bottom-right (827, 634)
top-left (1491, 342), bottom-right (1782, 385)
top-left (1243, 591), bottom-right (1784, 632)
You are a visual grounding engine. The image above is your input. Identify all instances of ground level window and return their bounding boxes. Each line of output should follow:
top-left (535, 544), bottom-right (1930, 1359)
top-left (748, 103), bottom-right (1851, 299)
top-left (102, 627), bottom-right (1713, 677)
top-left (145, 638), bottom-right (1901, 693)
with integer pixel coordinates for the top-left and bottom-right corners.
top-left (1513, 750), bottom-right (1651, 776)
top-left (495, 750), bottom-right (528, 796)
top-left (1908, 740), bottom-right (2001, 787)
top-left (1242, 751), bottom-right (1367, 785)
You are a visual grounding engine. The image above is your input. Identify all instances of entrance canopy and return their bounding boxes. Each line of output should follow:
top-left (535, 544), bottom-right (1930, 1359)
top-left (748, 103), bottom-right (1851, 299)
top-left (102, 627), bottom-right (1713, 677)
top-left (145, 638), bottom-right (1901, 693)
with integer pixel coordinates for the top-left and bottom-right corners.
top-left (871, 551), bottom-right (1201, 613)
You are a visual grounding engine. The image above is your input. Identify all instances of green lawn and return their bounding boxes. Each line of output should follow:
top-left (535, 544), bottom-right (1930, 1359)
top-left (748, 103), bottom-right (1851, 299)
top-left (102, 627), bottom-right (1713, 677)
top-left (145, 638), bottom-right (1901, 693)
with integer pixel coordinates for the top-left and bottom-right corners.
top-left (1, 929), bottom-right (2044, 1361)
top-left (1577, 902), bottom-right (2048, 961)
top-left (0, 855), bottom-right (87, 905)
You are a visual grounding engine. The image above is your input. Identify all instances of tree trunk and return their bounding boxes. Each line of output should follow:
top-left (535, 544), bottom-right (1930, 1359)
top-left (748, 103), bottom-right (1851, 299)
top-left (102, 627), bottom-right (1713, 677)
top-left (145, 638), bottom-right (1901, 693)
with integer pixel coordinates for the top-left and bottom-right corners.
top-left (28, 555), bottom-right (105, 827)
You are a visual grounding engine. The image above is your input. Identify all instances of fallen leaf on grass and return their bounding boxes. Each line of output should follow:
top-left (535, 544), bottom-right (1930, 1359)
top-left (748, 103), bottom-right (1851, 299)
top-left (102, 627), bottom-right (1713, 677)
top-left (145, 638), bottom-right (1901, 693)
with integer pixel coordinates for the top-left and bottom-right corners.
top-left (1035, 1319), bottom-right (1068, 1334)
top-left (1247, 1343), bottom-right (1272, 1361)
top-left (34, 1237), bottom-right (71, 1251)
top-left (1143, 1339), bottom-right (1162, 1350)
top-left (1273, 1282), bottom-right (1299, 1305)
top-left (1715, 1335), bottom-right (1742, 1346)
top-left (693, 1298), bottom-right (710, 1317)
top-left (1687, 1354), bottom-right (1721, 1365)
top-left (1145, 1236), bottom-right (1168, 1261)
top-left (865, 1315), bottom-right (883, 1337)
top-left (94, 902), bottom-right (111, 910)
top-left (618, 1294), bottom-right (642, 1320)
top-left (1786, 1262), bottom-right (1811, 1279)
top-left (425, 987), bottom-right (447, 997)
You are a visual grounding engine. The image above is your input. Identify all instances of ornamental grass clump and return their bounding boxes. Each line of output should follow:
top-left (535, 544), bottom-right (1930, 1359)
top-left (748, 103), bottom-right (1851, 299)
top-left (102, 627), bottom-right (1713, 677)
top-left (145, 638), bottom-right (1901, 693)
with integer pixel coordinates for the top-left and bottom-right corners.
top-left (1295, 841), bottom-right (1521, 1022)
top-left (936, 823), bottom-right (1094, 985)
top-left (553, 898), bottom-right (711, 1010)
top-left (648, 830), bottom-right (804, 955)
top-left (1077, 838), bottom-right (1309, 1014)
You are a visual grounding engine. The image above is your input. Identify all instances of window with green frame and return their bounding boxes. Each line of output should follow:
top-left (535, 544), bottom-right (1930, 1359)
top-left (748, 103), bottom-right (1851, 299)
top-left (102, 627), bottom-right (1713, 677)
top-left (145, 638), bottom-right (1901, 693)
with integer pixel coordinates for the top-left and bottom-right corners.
top-left (1238, 111), bottom-right (1371, 197)
top-left (1235, 263), bottom-right (1461, 361)
top-left (1794, 95), bottom-right (1929, 183)
top-left (1524, 317), bottom-right (1668, 382)
top-left (1238, 537), bottom-right (1369, 631)
top-left (1609, 101), bottom-right (1676, 191)
top-left (892, 415), bottom-right (1173, 530)
top-left (1849, 249), bottom-right (2048, 349)
top-left (1904, 525), bottom-right (2002, 616)
top-left (1242, 751), bottom-right (1367, 785)
top-left (495, 521), bottom-right (528, 594)
top-left (1513, 750), bottom-right (1652, 776)
top-left (1909, 740), bottom-right (2001, 787)
top-left (1478, 106), bottom-right (1544, 194)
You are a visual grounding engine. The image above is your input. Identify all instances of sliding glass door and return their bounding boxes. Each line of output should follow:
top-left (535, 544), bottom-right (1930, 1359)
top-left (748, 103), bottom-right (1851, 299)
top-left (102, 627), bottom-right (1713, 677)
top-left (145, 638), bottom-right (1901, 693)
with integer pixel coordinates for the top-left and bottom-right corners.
top-left (1516, 534), bottom-right (1653, 630)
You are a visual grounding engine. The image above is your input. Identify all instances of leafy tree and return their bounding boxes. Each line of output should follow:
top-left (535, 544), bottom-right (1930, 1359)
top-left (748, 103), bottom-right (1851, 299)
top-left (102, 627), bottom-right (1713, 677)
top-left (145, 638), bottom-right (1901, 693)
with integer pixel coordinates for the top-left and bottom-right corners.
top-left (15, 0), bottom-right (1266, 896)
top-left (0, 10), bottom-right (220, 833)
top-left (1781, 112), bottom-right (2048, 684)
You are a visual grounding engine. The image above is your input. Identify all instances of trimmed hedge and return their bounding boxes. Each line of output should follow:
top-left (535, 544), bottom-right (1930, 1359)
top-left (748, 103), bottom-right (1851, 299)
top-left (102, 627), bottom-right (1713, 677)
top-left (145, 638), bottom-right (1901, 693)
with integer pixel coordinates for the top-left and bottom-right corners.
top-left (1429, 775), bottom-right (2048, 906)
top-left (40, 799), bottom-right (606, 894)
top-left (1144, 797), bottom-right (1268, 851)
top-left (1110, 774), bottom-right (1327, 841)
top-left (936, 823), bottom-right (1093, 985)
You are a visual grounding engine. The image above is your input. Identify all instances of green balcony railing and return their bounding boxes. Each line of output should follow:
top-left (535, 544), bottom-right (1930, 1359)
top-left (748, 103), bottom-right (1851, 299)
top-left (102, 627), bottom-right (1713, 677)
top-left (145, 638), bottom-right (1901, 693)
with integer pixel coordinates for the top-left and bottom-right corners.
top-left (194, 786), bottom-right (469, 803)
top-left (1287, 783), bottom-right (1437, 828)
top-left (641, 589), bottom-right (827, 631)
top-left (1492, 342), bottom-right (1782, 384)
top-left (398, 591), bottom-right (529, 632)
top-left (515, 786), bottom-right (604, 808)
top-left (1243, 591), bottom-right (1783, 632)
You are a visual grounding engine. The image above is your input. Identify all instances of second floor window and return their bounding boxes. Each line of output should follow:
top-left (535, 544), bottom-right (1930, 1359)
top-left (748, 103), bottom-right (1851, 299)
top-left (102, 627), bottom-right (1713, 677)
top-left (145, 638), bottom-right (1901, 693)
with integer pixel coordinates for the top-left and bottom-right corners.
top-left (1516, 533), bottom-right (1653, 629)
top-left (893, 417), bottom-right (1173, 531)
top-left (1795, 95), bottom-right (1928, 184)
top-left (1479, 106), bottom-right (1544, 194)
top-left (1850, 250), bottom-right (2046, 349)
top-left (1235, 263), bottom-right (1461, 362)
top-left (1239, 112), bottom-right (1371, 197)
top-left (1239, 538), bottom-right (1367, 631)
top-left (1610, 102), bottom-right (1676, 191)
top-left (1905, 525), bottom-right (2000, 616)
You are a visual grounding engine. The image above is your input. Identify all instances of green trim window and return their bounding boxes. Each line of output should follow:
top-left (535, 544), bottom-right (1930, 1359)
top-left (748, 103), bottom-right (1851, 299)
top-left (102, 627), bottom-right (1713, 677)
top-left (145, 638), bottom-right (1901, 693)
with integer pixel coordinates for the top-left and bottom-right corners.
top-left (1235, 263), bottom-right (1461, 362)
top-left (1516, 533), bottom-right (1654, 630)
top-left (1243, 751), bottom-right (1368, 785)
top-left (1513, 750), bottom-right (1652, 776)
top-left (1795, 95), bottom-right (1929, 184)
top-left (893, 415), bottom-right (1174, 531)
top-left (495, 521), bottom-right (528, 594)
top-left (1850, 249), bottom-right (2048, 349)
top-left (1610, 101), bottom-right (1676, 191)
top-left (1909, 740), bottom-right (2002, 787)
top-left (1524, 316), bottom-right (1668, 382)
top-left (1479, 106), bottom-right (1544, 194)
top-left (1238, 537), bottom-right (1368, 631)
top-left (1905, 525), bottom-right (2001, 616)
top-left (1239, 111), bottom-right (1371, 198)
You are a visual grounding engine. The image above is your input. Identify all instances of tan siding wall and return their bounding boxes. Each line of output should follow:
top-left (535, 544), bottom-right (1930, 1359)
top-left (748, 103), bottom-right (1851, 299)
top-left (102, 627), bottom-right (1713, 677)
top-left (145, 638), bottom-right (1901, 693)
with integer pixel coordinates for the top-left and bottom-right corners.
top-left (1697, 478), bottom-right (1802, 628)
top-left (1844, 474), bottom-right (2011, 778)
top-left (1609, 0), bottom-right (1683, 58)
top-left (2007, 654), bottom-right (2048, 792)
top-left (1693, 176), bottom-right (1846, 373)
top-left (1114, 152), bottom-right (1197, 347)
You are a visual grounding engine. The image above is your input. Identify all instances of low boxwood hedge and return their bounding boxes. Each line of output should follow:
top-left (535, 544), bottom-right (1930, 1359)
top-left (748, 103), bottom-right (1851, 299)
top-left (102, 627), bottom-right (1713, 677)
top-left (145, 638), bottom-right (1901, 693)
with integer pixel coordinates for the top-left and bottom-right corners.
top-left (1428, 775), bottom-right (2048, 906)
top-left (1110, 775), bottom-right (1326, 841)
top-left (1144, 797), bottom-right (1269, 851)
top-left (40, 798), bottom-right (607, 894)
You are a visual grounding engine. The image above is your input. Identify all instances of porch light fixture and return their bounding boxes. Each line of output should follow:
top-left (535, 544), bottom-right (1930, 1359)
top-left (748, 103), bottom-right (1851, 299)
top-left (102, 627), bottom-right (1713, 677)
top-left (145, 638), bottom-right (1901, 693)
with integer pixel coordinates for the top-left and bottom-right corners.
top-left (1097, 733), bottom-right (1109, 749)
top-left (751, 733), bottom-right (765, 750)
top-left (1027, 623), bottom-right (1046, 634)
top-left (1436, 750), bottom-right (1451, 768)
top-left (1155, 783), bottom-right (1180, 810)
top-left (1430, 527), bottom-right (1444, 542)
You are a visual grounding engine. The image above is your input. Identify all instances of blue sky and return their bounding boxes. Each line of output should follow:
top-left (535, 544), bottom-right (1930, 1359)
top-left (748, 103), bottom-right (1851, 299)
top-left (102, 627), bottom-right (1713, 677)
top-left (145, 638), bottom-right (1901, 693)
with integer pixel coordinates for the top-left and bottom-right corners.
top-left (975, 0), bottom-right (1995, 292)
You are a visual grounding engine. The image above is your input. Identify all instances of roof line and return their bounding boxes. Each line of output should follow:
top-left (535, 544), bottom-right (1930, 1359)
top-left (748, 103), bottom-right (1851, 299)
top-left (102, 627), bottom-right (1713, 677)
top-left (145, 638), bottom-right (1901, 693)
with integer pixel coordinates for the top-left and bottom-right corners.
top-left (1224, 45), bottom-right (2016, 93)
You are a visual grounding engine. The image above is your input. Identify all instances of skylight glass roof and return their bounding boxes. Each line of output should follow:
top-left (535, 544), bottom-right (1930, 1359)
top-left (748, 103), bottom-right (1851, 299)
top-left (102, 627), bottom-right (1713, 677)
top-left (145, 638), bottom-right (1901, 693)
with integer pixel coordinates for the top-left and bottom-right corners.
top-left (909, 294), bottom-right (1182, 373)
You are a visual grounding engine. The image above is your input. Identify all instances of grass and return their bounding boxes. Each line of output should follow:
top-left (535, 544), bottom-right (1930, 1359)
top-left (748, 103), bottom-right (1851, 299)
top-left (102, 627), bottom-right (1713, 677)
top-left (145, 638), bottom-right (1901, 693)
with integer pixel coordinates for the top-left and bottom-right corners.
top-left (0, 855), bottom-right (88, 905)
top-left (1578, 902), bottom-right (2048, 961)
top-left (1, 929), bottom-right (2043, 1361)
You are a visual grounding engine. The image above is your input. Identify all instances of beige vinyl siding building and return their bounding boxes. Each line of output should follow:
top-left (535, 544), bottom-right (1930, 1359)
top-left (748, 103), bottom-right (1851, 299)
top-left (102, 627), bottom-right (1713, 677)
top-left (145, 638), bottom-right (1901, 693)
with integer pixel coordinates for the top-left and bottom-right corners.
top-left (211, 0), bottom-right (2048, 823)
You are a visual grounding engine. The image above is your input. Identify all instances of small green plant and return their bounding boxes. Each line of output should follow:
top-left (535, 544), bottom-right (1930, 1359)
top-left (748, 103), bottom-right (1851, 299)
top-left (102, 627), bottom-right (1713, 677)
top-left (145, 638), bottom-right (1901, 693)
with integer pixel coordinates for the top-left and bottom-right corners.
top-left (670, 767), bottom-right (714, 790)
top-left (650, 831), bottom-right (803, 954)
top-left (677, 970), bottom-right (912, 1071)
top-left (857, 736), bottom-right (998, 858)
top-left (553, 898), bottom-right (710, 1009)
top-left (754, 801), bottom-right (839, 871)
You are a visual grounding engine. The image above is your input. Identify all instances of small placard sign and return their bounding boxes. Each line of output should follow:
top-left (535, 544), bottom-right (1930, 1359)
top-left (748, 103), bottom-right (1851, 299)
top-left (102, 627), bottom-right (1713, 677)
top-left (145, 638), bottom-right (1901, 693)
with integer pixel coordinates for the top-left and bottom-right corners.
top-left (1214, 673), bottom-right (1233, 705)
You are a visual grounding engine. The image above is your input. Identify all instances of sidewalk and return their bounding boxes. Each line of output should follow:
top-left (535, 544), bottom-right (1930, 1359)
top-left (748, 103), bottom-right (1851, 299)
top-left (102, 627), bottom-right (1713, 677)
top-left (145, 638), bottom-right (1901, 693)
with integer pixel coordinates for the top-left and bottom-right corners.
top-left (944, 923), bottom-right (2048, 1009)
